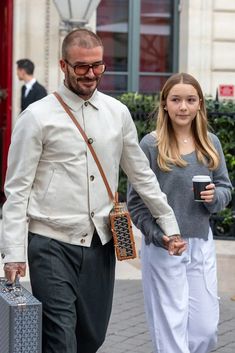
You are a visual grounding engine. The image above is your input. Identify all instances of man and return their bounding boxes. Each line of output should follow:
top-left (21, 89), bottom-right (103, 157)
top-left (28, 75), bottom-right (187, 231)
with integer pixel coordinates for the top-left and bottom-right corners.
top-left (1, 29), bottom-right (186, 353)
top-left (16, 58), bottom-right (47, 111)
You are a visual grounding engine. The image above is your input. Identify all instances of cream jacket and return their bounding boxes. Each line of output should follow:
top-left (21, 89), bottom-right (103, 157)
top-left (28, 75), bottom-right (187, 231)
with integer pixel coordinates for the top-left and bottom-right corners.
top-left (1, 84), bottom-right (179, 263)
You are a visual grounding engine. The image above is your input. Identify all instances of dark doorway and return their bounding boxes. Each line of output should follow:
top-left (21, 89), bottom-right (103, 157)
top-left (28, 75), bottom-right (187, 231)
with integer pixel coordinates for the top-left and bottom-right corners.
top-left (0, 0), bottom-right (13, 204)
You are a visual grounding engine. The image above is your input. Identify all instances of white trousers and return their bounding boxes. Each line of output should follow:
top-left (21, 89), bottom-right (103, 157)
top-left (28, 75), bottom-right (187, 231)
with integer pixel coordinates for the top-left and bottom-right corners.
top-left (141, 229), bottom-right (219, 353)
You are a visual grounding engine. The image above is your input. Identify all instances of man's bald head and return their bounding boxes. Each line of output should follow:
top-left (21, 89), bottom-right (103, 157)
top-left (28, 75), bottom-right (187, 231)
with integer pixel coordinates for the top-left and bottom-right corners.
top-left (62, 28), bottom-right (103, 59)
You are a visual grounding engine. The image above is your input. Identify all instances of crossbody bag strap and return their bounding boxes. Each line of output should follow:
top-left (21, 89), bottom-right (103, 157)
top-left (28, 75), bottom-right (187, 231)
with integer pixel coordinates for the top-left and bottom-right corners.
top-left (53, 91), bottom-right (116, 203)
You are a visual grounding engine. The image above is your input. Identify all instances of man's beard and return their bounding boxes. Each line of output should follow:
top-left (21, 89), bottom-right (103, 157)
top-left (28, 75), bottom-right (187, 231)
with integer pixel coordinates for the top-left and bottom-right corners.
top-left (66, 75), bottom-right (100, 99)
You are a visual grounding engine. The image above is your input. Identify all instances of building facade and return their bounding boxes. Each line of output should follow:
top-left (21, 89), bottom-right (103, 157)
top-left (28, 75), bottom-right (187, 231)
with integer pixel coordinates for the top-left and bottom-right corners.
top-left (0, 0), bottom-right (235, 197)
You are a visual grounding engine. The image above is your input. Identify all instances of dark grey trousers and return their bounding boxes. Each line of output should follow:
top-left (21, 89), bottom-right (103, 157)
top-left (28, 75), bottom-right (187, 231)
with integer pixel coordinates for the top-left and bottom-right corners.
top-left (28, 231), bottom-right (115, 353)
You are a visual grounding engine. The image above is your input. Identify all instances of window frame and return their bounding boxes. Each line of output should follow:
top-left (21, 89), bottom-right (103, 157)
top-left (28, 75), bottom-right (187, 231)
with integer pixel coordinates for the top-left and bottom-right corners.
top-left (98, 0), bottom-right (180, 93)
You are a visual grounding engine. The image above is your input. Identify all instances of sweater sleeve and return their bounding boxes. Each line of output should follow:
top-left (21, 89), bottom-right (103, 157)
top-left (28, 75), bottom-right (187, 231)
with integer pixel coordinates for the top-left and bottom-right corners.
top-left (127, 184), bottom-right (165, 247)
top-left (204, 134), bottom-right (233, 214)
top-left (120, 110), bottom-right (180, 236)
top-left (127, 135), bottom-right (166, 248)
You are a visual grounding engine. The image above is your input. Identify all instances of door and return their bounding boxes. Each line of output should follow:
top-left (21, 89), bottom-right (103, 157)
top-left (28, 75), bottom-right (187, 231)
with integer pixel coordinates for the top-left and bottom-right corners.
top-left (0, 0), bottom-right (13, 204)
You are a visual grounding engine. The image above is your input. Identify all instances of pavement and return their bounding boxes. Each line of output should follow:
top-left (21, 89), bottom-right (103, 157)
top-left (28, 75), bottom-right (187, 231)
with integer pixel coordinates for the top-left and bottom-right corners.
top-left (96, 234), bottom-right (235, 353)
top-left (97, 281), bottom-right (235, 353)
top-left (1, 225), bottom-right (235, 352)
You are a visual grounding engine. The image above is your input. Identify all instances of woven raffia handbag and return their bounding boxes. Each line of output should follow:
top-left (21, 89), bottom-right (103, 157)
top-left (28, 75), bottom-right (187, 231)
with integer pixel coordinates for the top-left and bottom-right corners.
top-left (109, 193), bottom-right (136, 260)
top-left (54, 92), bottom-right (137, 261)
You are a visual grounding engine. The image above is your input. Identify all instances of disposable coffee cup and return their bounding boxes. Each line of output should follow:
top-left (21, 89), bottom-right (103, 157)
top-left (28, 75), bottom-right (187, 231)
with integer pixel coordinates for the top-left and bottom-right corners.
top-left (192, 175), bottom-right (211, 202)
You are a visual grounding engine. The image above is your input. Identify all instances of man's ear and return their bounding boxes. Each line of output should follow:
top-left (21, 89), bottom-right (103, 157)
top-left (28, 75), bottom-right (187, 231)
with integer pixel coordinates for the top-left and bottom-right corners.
top-left (59, 59), bottom-right (66, 73)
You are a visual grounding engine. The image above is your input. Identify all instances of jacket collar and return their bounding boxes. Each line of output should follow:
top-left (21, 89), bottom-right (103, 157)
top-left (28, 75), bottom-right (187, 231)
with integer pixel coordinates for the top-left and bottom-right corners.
top-left (57, 83), bottom-right (99, 111)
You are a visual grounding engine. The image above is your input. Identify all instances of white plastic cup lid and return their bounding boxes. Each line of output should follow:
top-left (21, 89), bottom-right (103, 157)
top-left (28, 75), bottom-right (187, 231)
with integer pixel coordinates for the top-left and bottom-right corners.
top-left (192, 175), bottom-right (211, 182)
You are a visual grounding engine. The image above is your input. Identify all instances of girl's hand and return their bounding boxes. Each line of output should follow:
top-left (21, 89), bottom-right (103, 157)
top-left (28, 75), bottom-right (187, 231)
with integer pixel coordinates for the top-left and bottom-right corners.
top-left (200, 183), bottom-right (215, 203)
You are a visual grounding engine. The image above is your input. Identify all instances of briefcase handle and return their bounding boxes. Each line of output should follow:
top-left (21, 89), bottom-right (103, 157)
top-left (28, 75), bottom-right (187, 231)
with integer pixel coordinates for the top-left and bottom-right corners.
top-left (3, 276), bottom-right (22, 295)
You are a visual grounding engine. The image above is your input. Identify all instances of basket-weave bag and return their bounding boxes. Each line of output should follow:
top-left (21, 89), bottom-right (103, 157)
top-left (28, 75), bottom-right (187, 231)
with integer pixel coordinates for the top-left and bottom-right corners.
top-left (110, 201), bottom-right (136, 261)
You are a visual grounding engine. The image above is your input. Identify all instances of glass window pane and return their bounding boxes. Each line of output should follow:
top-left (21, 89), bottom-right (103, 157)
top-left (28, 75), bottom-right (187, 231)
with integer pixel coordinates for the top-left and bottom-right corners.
top-left (97, 0), bottom-right (129, 72)
top-left (140, 0), bottom-right (173, 73)
top-left (100, 74), bottom-right (127, 94)
top-left (139, 75), bottom-right (170, 93)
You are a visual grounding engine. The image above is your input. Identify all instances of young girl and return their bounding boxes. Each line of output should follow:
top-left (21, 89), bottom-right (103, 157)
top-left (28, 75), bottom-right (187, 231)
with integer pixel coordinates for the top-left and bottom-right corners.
top-left (127, 73), bottom-right (233, 353)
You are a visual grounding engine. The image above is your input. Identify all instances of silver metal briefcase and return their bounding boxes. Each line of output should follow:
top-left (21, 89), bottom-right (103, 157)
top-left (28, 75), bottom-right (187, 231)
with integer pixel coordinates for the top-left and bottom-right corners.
top-left (0, 277), bottom-right (42, 353)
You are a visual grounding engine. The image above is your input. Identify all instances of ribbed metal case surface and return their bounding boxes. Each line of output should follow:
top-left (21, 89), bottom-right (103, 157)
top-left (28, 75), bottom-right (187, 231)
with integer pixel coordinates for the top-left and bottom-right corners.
top-left (0, 278), bottom-right (42, 353)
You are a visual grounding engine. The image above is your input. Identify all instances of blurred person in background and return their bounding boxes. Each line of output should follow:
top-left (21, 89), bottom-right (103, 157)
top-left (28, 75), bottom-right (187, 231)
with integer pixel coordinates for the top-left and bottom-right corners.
top-left (16, 58), bottom-right (47, 111)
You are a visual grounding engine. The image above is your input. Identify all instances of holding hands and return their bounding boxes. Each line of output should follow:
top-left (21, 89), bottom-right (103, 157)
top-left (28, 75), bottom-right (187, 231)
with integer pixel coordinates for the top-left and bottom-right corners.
top-left (163, 235), bottom-right (187, 256)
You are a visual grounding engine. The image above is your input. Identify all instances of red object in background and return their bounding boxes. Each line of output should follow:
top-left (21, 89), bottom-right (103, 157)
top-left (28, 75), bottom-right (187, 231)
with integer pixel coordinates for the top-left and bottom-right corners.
top-left (219, 84), bottom-right (234, 97)
top-left (0, 0), bottom-right (13, 204)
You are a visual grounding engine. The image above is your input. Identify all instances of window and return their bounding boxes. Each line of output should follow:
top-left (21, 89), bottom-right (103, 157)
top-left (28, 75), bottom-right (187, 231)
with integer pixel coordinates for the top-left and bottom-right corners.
top-left (96, 0), bottom-right (129, 93)
top-left (139, 0), bottom-right (175, 92)
top-left (97, 0), bottom-right (179, 94)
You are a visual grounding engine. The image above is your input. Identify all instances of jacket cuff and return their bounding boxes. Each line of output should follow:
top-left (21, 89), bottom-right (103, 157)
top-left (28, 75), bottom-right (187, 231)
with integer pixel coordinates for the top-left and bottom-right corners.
top-left (156, 218), bottom-right (180, 236)
top-left (1, 246), bottom-right (26, 264)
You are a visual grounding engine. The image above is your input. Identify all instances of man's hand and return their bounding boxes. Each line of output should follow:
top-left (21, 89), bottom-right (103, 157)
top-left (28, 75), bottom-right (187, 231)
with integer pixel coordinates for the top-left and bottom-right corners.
top-left (4, 262), bottom-right (26, 283)
top-left (162, 235), bottom-right (187, 256)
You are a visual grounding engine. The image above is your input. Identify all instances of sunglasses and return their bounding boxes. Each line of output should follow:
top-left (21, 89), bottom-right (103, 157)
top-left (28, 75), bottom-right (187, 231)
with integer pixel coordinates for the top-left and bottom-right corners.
top-left (64, 60), bottom-right (106, 76)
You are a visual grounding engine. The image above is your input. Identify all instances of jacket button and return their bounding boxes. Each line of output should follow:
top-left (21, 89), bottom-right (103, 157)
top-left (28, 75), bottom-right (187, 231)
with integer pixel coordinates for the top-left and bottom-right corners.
top-left (1, 253), bottom-right (5, 259)
top-left (88, 138), bottom-right (93, 144)
top-left (84, 101), bottom-right (89, 106)
top-left (91, 212), bottom-right (95, 217)
top-left (90, 175), bottom-right (94, 181)
top-left (80, 239), bottom-right (85, 244)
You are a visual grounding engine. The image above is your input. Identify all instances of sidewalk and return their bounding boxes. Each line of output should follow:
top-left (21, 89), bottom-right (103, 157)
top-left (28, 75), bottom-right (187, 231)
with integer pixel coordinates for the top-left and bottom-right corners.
top-left (1, 227), bottom-right (235, 352)
top-left (97, 280), bottom-right (235, 353)
top-left (96, 235), bottom-right (235, 353)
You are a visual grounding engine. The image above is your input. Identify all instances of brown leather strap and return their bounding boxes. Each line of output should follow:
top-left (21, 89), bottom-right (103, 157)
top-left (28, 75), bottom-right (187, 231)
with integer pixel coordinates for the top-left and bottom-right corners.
top-left (53, 91), bottom-right (115, 203)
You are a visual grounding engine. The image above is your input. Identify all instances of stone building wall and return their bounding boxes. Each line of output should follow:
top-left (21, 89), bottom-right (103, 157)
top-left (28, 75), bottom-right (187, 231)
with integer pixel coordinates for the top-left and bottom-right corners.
top-left (179, 0), bottom-right (235, 97)
top-left (12, 0), bottom-right (235, 122)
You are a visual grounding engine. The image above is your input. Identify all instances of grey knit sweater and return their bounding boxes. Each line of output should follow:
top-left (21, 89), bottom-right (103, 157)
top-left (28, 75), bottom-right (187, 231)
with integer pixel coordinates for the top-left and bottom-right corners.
top-left (127, 132), bottom-right (233, 247)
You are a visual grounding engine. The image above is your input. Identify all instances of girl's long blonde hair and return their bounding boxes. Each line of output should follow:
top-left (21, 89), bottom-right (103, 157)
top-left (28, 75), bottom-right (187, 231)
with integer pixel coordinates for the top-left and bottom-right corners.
top-left (156, 73), bottom-right (220, 172)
